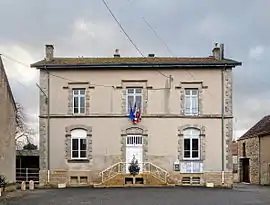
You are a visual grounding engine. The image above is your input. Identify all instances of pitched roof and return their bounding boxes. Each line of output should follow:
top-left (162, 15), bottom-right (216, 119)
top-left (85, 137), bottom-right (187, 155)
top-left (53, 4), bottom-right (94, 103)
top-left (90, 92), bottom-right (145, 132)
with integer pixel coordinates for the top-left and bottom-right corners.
top-left (31, 56), bottom-right (241, 68)
top-left (0, 55), bottom-right (17, 111)
top-left (238, 115), bottom-right (270, 140)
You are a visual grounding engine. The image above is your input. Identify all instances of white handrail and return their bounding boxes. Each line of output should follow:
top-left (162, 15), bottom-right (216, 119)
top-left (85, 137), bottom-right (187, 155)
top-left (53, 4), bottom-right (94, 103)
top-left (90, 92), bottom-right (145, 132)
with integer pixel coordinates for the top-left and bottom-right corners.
top-left (98, 161), bottom-right (169, 184)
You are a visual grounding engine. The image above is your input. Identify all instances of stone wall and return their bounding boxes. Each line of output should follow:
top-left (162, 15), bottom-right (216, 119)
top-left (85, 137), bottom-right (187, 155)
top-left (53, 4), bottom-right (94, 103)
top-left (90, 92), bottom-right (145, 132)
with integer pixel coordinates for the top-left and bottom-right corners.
top-left (39, 169), bottom-right (233, 188)
top-left (238, 137), bottom-right (260, 184)
top-left (0, 57), bottom-right (16, 184)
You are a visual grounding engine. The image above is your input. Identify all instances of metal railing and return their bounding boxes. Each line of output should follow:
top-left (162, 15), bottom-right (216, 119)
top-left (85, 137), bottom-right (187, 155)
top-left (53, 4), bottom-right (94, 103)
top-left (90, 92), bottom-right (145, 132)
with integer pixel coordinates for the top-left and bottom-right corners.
top-left (99, 162), bottom-right (169, 184)
top-left (16, 168), bottom-right (39, 183)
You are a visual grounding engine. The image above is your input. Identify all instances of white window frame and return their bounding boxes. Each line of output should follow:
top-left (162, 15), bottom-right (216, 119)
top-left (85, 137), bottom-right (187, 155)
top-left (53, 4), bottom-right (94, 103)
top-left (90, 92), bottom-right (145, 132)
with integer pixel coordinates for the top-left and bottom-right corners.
top-left (71, 129), bottom-right (87, 160)
top-left (126, 88), bottom-right (143, 113)
top-left (126, 135), bottom-right (143, 147)
top-left (72, 88), bottom-right (86, 114)
top-left (184, 88), bottom-right (199, 115)
top-left (183, 128), bottom-right (200, 160)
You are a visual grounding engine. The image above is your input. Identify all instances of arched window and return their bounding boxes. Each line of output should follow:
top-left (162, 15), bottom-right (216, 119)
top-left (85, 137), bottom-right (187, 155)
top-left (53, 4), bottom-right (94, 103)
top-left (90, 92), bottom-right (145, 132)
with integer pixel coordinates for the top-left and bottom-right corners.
top-left (183, 128), bottom-right (200, 160)
top-left (71, 129), bottom-right (87, 159)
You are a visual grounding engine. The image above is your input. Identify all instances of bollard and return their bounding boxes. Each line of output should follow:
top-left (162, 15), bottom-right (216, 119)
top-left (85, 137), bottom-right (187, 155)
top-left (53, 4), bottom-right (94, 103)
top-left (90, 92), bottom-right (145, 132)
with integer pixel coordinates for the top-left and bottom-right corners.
top-left (29, 180), bottom-right (35, 190)
top-left (21, 181), bottom-right (26, 191)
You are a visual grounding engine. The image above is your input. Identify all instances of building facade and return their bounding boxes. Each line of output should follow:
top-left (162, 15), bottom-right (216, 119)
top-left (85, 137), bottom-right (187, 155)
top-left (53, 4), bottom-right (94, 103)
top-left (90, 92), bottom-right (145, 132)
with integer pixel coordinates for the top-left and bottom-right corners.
top-left (238, 115), bottom-right (270, 185)
top-left (0, 56), bottom-right (17, 187)
top-left (31, 44), bottom-right (241, 188)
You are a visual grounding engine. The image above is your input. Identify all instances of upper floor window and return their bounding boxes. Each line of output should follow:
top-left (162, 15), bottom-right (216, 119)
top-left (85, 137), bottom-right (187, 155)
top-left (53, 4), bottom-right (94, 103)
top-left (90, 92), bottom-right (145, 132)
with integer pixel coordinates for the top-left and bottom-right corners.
top-left (73, 88), bottom-right (85, 114)
top-left (184, 89), bottom-right (198, 115)
top-left (71, 129), bottom-right (87, 159)
top-left (242, 142), bottom-right (246, 157)
top-left (126, 88), bottom-right (142, 112)
top-left (183, 128), bottom-right (200, 160)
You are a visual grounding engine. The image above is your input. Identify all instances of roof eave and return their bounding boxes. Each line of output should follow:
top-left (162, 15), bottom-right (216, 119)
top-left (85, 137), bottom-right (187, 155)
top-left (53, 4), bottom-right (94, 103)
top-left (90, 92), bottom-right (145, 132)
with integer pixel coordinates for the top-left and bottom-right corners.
top-left (31, 61), bottom-right (242, 69)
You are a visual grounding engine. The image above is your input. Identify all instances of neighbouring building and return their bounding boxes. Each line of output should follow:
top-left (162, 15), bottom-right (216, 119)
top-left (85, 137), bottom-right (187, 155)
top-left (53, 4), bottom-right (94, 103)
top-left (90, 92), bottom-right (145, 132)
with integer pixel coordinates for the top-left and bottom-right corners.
top-left (231, 141), bottom-right (238, 182)
top-left (0, 55), bottom-right (17, 189)
top-left (238, 115), bottom-right (270, 185)
top-left (31, 43), bottom-right (241, 188)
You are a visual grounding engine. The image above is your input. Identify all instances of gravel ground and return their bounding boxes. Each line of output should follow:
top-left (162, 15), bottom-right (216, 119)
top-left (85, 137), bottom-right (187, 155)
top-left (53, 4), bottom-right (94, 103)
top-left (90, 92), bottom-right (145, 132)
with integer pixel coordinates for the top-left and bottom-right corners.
top-left (1, 184), bottom-right (270, 205)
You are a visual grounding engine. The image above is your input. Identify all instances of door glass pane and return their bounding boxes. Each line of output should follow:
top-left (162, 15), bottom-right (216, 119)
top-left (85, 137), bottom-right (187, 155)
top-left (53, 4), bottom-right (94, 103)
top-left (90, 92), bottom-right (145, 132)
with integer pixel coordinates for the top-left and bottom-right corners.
top-left (72, 139), bottom-right (78, 150)
top-left (72, 151), bottom-right (79, 158)
top-left (80, 139), bottom-right (87, 150)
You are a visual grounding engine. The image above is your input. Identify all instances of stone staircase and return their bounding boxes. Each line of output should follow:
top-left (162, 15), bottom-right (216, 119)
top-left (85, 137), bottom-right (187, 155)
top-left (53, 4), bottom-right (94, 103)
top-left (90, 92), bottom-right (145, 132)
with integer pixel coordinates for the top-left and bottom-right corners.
top-left (93, 162), bottom-right (175, 188)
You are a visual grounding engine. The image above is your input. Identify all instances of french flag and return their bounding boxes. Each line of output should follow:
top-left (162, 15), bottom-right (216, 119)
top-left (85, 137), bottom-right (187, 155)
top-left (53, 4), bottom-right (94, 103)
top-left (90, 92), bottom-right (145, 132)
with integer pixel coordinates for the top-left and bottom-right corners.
top-left (128, 102), bottom-right (142, 124)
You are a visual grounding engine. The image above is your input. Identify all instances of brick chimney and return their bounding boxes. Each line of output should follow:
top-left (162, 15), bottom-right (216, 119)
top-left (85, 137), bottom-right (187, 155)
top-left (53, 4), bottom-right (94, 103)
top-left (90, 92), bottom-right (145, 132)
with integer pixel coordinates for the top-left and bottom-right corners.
top-left (212, 43), bottom-right (224, 60)
top-left (45, 44), bottom-right (54, 61)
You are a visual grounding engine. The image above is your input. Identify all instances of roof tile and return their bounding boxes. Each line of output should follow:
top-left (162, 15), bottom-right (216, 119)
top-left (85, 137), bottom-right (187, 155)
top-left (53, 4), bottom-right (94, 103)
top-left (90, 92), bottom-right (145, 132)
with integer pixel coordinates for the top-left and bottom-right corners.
top-left (238, 115), bottom-right (270, 140)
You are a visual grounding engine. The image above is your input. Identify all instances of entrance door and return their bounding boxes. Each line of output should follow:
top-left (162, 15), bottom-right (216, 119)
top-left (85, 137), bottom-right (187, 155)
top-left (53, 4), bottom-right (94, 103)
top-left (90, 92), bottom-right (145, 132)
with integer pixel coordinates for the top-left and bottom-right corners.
top-left (240, 158), bottom-right (250, 183)
top-left (126, 135), bottom-right (143, 173)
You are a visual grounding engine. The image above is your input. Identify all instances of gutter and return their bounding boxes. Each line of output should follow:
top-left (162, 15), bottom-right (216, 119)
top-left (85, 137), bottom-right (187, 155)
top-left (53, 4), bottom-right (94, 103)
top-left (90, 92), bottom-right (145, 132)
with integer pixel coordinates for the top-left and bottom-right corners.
top-left (221, 67), bottom-right (225, 183)
top-left (31, 62), bottom-right (242, 69)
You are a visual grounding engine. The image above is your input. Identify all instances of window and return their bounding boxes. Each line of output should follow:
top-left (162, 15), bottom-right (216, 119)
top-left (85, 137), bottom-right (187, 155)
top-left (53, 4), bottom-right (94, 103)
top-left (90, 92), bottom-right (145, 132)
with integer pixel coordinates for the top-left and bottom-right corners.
top-left (71, 129), bottom-right (87, 159)
top-left (183, 128), bottom-right (200, 160)
top-left (126, 88), bottom-right (142, 112)
top-left (184, 89), bottom-right (198, 115)
top-left (126, 135), bottom-right (143, 146)
top-left (73, 88), bottom-right (86, 114)
top-left (242, 142), bottom-right (246, 157)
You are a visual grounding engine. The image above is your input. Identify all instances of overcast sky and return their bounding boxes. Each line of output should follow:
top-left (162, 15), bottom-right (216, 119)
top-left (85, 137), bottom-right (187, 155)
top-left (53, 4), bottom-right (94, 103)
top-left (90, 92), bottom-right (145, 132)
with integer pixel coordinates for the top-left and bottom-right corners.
top-left (0, 0), bottom-right (269, 142)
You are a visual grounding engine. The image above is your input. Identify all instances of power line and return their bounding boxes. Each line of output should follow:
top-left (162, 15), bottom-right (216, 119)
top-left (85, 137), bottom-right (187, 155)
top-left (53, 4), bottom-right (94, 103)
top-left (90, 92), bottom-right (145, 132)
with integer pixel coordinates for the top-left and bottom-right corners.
top-left (126, 0), bottom-right (175, 57)
top-left (1, 54), bottom-right (115, 88)
top-left (101, 0), bottom-right (170, 79)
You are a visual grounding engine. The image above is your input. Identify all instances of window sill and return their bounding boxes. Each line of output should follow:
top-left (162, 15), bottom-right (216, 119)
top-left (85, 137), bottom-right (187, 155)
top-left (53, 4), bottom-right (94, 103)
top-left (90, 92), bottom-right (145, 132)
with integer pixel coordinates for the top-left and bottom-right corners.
top-left (182, 159), bottom-right (202, 161)
top-left (67, 159), bottom-right (90, 163)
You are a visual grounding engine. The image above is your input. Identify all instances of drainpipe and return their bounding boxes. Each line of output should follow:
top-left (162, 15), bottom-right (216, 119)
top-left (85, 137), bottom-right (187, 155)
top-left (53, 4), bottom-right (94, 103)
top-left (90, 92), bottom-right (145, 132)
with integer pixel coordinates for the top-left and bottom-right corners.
top-left (45, 66), bottom-right (50, 182)
top-left (221, 67), bottom-right (225, 184)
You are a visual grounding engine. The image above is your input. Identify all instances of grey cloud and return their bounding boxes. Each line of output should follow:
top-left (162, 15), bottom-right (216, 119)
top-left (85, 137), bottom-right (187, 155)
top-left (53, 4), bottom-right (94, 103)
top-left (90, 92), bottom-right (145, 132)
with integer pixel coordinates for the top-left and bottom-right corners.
top-left (1, 0), bottom-right (270, 138)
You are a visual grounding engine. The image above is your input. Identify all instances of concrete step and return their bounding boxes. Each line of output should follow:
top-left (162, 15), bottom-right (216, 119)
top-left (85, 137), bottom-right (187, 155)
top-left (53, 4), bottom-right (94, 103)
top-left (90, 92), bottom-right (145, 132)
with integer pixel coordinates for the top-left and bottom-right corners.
top-left (97, 173), bottom-right (170, 187)
top-left (93, 184), bottom-right (176, 188)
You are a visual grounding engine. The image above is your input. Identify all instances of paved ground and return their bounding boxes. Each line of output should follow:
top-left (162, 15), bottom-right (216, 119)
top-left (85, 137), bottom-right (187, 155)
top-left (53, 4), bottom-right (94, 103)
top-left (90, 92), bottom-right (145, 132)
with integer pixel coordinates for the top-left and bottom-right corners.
top-left (1, 184), bottom-right (270, 205)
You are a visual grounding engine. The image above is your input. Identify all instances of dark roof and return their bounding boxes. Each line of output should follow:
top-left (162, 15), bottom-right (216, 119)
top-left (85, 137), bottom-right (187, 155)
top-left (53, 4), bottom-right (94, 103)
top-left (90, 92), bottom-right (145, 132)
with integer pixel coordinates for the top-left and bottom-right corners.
top-left (0, 55), bottom-right (17, 112)
top-left (238, 115), bottom-right (270, 140)
top-left (31, 56), bottom-right (242, 69)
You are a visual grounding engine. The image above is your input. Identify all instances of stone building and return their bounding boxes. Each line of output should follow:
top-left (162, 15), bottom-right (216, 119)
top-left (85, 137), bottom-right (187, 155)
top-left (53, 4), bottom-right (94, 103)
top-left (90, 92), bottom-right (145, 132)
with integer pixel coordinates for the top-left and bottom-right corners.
top-left (0, 55), bottom-right (17, 188)
top-left (31, 43), bottom-right (241, 188)
top-left (238, 115), bottom-right (270, 185)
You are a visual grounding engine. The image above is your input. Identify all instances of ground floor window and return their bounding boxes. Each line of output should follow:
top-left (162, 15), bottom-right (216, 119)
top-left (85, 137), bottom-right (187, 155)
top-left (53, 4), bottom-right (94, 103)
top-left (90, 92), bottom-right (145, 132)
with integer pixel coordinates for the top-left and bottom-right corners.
top-left (71, 129), bottom-right (87, 159)
top-left (183, 128), bottom-right (200, 160)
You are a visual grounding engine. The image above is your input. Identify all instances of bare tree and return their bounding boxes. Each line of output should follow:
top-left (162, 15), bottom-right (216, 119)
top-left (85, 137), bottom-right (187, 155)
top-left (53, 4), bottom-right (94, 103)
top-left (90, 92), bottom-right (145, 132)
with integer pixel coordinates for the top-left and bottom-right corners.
top-left (15, 103), bottom-right (36, 150)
